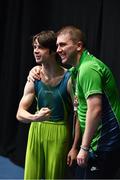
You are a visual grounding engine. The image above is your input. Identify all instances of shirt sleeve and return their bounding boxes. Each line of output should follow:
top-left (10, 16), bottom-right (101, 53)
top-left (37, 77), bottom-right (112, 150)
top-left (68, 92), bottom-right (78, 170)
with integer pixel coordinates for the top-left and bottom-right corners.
top-left (78, 63), bottom-right (103, 99)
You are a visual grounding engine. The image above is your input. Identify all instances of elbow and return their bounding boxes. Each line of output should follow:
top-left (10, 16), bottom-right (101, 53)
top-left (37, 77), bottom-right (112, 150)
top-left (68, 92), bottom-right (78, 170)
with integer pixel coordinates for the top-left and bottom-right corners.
top-left (16, 111), bottom-right (22, 121)
top-left (16, 114), bottom-right (20, 121)
top-left (16, 111), bottom-right (30, 124)
top-left (96, 106), bottom-right (102, 117)
top-left (88, 106), bottom-right (102, 118)
top-left (93, 107), bottom-right (102, 120)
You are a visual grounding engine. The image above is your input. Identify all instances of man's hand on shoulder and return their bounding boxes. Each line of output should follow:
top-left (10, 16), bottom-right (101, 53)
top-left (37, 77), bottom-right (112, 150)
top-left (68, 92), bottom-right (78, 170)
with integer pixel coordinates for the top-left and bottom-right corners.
top-left (27, 65), bottom-right (41, 82)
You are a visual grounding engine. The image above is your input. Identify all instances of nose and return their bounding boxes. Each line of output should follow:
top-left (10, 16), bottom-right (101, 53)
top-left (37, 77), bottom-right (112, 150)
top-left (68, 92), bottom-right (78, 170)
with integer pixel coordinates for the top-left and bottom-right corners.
top-left (34, 48), bottom-right (39, 54)
top-left (56, 45), bottom-right (62, 53)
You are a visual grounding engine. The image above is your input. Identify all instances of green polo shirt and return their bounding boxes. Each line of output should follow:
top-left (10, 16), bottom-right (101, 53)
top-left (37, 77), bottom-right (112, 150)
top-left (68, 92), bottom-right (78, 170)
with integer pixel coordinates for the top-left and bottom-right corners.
top-left (75, 50), bottom-right (120, 151)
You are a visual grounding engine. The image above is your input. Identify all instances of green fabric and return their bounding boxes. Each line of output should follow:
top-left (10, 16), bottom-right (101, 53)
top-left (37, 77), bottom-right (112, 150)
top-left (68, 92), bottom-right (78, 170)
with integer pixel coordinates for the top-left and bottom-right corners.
top-left (34, 71), bottom-right (73, 122)
top-left (75, 50), bottom-right (120, 150)
top-left (24, 121), bottom-right (70, 179)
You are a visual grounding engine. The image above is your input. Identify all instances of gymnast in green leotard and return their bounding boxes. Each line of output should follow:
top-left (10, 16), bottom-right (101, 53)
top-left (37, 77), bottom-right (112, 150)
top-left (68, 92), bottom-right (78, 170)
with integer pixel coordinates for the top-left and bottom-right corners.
top-left (16, 30), bottom-right (79, 179)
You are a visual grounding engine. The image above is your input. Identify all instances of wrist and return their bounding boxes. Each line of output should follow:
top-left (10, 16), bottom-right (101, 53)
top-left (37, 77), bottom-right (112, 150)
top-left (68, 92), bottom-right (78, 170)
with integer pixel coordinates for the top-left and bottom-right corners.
top-left (80, 145), bottom-right (89, 152)
top-left (71, 147), bottom-right (78, 151)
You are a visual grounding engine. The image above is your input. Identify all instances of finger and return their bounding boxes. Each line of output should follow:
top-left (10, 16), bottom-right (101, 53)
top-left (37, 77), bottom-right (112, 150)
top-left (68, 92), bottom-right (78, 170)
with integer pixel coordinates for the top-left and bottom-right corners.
top-left (42, 108), bottom-right (51, 112)
top-left (27, 76), bottom-right (35, 82)
top-left (69, 159), bottom-right (72, 167)
top-left (77, 158), bottom-right (86, 167)
top-left (36, 69), bottom-right (40, 74)
top-left (42, 114), bottom-right (50, 121)
top-left (36, 66), bottom-right (40, 73)
top-left (44, 112), bottom-right (50, 115)
top-left (34, 70), bottom-right (40, 77)
top-left (43, 111), bottom-right (51, 117)
top-left (77, 158), bottom-right (80, 166)
top-left (77, 157), bottom-right (82, 166)
top-left (33, 74), bottom-right (40, 80)
top-left (67, 156), bottom-right (70, 165)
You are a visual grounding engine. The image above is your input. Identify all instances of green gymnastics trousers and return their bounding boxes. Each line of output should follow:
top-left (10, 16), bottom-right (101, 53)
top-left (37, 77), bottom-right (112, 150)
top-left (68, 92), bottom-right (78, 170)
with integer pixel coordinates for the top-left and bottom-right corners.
top-left (24, 121), bottom-right (70, 179)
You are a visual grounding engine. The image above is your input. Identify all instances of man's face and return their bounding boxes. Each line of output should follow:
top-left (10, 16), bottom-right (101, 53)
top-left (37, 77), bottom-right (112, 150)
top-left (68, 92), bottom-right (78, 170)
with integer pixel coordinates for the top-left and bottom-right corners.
top-left (33, 39), bottom-right (50, 64)
top-left (56, 33), bottom-right (78, 65)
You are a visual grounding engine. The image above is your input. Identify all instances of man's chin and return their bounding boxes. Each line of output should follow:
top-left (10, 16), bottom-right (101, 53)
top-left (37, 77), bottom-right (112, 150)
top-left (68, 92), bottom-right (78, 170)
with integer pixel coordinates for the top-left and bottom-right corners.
top-left (61, 58), bottom-right (67, 64)
top-left (36, 59), bottom-right (41, 63)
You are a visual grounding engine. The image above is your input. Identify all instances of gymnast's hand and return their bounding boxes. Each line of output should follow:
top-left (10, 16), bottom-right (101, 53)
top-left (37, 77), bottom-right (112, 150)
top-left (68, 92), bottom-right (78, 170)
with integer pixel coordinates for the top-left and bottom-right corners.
top-left (34, 107), bottom-right (51, 122)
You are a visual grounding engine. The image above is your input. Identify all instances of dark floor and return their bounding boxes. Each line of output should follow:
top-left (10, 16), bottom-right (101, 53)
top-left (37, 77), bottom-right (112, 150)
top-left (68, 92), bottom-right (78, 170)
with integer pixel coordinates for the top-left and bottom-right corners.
top-left (0, 156), bottom-right (24, 179)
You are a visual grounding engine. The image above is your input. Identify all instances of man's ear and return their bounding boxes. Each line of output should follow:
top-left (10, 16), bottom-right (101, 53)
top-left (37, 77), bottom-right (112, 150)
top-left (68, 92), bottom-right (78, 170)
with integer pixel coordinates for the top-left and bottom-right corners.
top-left (76, 41), bottom-right (83, 51)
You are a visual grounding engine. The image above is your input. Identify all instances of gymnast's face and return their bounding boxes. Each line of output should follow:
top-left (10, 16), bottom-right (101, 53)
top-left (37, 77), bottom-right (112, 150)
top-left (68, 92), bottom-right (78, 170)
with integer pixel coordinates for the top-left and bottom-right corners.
top-left (33, 39), bottom-right (50, 64)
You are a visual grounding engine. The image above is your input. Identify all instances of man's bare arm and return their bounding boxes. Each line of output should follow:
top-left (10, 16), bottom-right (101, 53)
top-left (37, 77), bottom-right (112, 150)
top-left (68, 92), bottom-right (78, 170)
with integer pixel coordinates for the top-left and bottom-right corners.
top-left (67, 118), bottom-right (80, 166)
top-left (16, 81), bottom-right (51, 123)
top-left (77, 94), bottom-right (102, 167)
top-left (67, 77), bottom-right (80, 166)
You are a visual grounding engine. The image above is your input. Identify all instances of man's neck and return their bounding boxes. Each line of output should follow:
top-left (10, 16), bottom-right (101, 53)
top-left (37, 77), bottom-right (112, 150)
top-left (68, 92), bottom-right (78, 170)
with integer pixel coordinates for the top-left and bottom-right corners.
top-left (40, 63), bottom-right (66, 86)
top-left (42, 62), bottom-right (64, 77)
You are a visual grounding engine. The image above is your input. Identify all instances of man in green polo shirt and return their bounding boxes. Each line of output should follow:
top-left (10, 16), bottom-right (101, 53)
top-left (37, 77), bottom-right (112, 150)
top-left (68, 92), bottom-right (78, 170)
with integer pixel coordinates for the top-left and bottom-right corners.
top-left (56, 25), bottom-right (120, 179)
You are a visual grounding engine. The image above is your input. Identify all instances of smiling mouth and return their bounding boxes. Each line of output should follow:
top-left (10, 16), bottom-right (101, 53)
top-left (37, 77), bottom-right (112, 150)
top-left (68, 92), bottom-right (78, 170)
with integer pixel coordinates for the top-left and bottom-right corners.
top-left (35, 56), bottom-right (41, 59)
top-left (60, 54), bottom-right (66, 59)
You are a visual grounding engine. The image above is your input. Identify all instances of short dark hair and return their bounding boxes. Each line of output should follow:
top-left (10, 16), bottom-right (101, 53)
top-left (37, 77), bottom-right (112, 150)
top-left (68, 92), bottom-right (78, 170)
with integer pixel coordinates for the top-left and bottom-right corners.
top-left (57, 25), bottom-right (86, 47)
top-left (32, 30), bottom-right (57, 52)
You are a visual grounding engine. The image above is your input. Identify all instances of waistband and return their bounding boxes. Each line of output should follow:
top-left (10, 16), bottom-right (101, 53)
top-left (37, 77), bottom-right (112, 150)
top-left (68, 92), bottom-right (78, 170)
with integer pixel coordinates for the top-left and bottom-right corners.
top-left (41, 120), bottom-right (66, 125)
